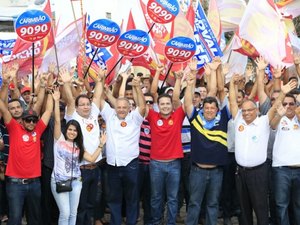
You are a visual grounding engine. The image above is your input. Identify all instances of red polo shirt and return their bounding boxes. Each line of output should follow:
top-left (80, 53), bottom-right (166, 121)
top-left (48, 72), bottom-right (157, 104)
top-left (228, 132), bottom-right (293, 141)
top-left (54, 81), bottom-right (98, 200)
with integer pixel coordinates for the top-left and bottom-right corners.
top-left (146, 107), bottom-right (185, 160)
top-left (5, 118), bottom-right (46, 178)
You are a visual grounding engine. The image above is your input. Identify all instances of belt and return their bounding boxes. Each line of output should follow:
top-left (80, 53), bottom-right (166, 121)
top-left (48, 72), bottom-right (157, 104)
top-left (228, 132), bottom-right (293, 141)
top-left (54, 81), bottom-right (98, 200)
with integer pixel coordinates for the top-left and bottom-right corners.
top-left (6, 177), bottom-right (40, 184)
top-left (80, 164), bottom-right (97, 170)
top-left (238, 162), bottom-right (265, 170)
top-left (192, 162), bottom-right (218, 170)
top-left (283, 166), bottom-right (300, 169)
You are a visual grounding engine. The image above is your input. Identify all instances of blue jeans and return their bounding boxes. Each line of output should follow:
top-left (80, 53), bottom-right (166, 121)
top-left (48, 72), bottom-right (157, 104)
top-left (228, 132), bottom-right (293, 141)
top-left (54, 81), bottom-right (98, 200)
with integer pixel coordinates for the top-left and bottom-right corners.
top-left (6, 178), bottom-right (41, 225)
top-left (107, 158), bottom-right (139, 225)
top-left (273, 167), bottom-right (300, 225)
top-left (138, 163), bottom-right (152, 225)
top-left (186, 165), bottom-right (223, 225)
top-left (51, 178), bottom-right (82, 225)
top-left (76, 167), bottom-right (100, 225)
top-left (150, 159), bottom-right (181, 225)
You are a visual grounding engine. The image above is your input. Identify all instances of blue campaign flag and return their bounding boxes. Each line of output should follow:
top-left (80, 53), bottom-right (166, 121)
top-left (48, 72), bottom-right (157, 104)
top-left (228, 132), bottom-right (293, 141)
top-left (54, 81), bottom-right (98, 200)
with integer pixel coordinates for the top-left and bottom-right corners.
top-left (193, 3), bottom-right (223, 69)
top-left (0, 39), bottom-right (16, 55)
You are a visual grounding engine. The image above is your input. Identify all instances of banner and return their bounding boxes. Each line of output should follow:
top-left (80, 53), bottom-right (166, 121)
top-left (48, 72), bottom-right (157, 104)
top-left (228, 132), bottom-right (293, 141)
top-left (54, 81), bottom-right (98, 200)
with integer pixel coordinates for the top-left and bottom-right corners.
top-left (193, 2), bottom-right (223, 69)
top-left (0, 39), bottom-right (16, 55)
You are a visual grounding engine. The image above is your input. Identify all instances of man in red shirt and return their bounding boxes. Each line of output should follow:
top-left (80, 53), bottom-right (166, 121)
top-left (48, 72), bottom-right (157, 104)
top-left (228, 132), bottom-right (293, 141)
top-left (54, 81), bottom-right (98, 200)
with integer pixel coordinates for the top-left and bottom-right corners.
top-left (0, 96), bottom-right (52, 225)
top-left (145, 93), bottom-right (185, 225)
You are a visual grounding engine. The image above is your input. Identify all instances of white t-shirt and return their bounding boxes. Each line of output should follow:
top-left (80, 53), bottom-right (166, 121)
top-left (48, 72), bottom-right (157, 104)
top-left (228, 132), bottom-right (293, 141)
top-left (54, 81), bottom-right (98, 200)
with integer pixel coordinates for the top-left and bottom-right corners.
top-left (101, 102), bottom-right (144, 166)
top-left (234, 110), bottom-right (270, 167)
top-left (272, 115), bottom-right (300, 167)
top-left (65, 102), bottom-right (101, 165)
top-left (52, 134), bottom-right (81, 181)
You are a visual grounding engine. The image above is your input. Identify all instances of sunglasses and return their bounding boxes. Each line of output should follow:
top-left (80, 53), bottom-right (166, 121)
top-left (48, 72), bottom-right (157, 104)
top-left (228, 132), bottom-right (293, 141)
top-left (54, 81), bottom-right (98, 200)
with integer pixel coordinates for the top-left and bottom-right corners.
top-left (282, 102), bottom-right (295, 107)
top-left (146, 100), bottom-right (154, 104)
top-left (24, 118), bottom-right (38, 123)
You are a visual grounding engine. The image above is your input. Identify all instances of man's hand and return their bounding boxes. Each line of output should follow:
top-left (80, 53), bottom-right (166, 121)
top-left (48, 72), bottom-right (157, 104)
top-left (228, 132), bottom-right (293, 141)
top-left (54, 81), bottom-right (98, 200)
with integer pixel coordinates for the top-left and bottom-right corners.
top-left (59, 68), bottom-right (73, 84)
top-left (208, 57), bottom-right (221, 71)
top-left (188, 58), bottom-right (198, 73)
top-left (281, 79), bottom-right (297, 94)
top-left (276, 103), bottom-right (286, 117)
top-left (254, 55), bottom-right (268, 71)
top-left (156, 64), bottom-right (165, 74)
top-left (273, 65), bottom-right (284, 79)
top-left (174, 71), bottom-right (184, 80)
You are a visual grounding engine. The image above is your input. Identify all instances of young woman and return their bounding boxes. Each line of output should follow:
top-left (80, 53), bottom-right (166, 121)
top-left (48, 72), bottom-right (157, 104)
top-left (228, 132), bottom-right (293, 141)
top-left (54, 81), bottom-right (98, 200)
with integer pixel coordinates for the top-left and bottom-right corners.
top-left (51, 89), bottom-right (106, 225)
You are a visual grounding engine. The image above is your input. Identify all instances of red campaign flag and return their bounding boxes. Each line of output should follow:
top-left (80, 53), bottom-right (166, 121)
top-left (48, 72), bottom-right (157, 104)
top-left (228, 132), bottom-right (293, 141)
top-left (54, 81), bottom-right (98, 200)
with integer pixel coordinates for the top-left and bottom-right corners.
top-left (6, 0), bottom-right (54, 78)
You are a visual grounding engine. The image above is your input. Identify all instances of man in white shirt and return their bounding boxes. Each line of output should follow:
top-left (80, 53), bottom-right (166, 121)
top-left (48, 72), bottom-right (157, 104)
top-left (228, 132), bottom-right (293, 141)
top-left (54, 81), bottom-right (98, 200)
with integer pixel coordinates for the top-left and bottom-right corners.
top-left (270, 93), bottom-right (300, 225)
top-left (61, 68), bottom-right (104, 225)
top-left (229, 74), bottom-right (296, 225)
top-left (99, 76), bottom-right (146, 225)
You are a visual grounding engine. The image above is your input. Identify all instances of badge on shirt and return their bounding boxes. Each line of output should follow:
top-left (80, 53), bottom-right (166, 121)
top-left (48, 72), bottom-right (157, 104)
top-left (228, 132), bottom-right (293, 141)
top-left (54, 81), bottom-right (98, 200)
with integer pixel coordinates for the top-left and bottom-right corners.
top-left (22, 134), bottom-right (29, 142)
top-left (86, 124), bottom-right (94, 132)
top-left (120, 121), bottom-right (127, 127)
top-left (144, 128), bottom-right (150, 134)
top-left (294, 124), bottom-right (299, 130)
top-left (238, 125), bottom-right (244, 132)
top-left (281, 126), bottom-right (290, 131)
top-left (281, 120), bottom-right (288, 126)
top-left (251, 135), bottom-right (258, 142)
top-left (157, 119), bottom-right (163, 126)
top-left (168, 119), bottom-right (174, 126)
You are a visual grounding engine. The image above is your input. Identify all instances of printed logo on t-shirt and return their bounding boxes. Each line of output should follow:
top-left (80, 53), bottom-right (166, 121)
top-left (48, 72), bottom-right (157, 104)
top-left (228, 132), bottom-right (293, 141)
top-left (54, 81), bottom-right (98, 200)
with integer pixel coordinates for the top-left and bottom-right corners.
top-left (120, 121), bottom-right (127, 127)
top-left (293, 124), bottom-right (299, 130)
top-left (281, 120), bottom-right (288, 126)
top-left (238, 125), bottom-right (244, 132)
top-left (251, 135), bottom-right (258, 142)
top-left (144, 128), bottom-right (150, 134)
top-left (32, 132), bottom-right (37, 137)
top-left (281, 126), bottom-right (290, 131)
top-left (22, 134), bottom-right (30, 142)
top-left (86, 124), bottom-right (94, 132)
top-left (157, 119), bottom-right (163, 126)
top-left (168, 119), bottom-right (174, 126)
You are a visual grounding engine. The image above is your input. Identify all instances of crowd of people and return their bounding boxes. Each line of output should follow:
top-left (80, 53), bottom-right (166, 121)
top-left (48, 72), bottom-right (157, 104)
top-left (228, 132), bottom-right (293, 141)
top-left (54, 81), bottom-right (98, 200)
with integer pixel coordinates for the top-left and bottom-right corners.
top-left (0, 54), bottom-right (299, 225)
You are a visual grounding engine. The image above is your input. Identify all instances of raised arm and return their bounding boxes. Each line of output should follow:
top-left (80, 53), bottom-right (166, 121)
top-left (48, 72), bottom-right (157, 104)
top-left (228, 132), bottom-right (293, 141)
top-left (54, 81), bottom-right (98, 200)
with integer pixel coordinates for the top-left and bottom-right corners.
top-left (184, 72), bottom-right (196, 118)
top-left (267, 79), bottom-right (298, 122)
top-left (0, 99), bottom-right (12, 124)
top-left (33, 72), bottom-right (48, 115)
top-left (0, 65), bottom-right (12, 103)
top-left (296, 106), bottom-right (300, 121)
top-left (131, 76), bottom-right (146, 117)
top-left (172, 71), bottom-right (183, 109)
top-left (150, 64), bottom-right (164, 103)
top-left (229, 74), bottom-right (240, 119)
top-left (255, 56), bottom-right (269, 105)
top-left (207, 57), bottom-right (221, 97)
top-left (93, 68), bottom-right (106, 109)
top-left (118, 71), bottom-right (131, 98)
top-left (272, 65), bottom-right (284, 91)
top-left (294, 53), bottom-right (300, 77)
top-left (83, 132), bottom-right (107, 162)
top-left (40, 89), bottom-right (53, 126)
top-left (217, 62), bottom-right (227, 103)
top-left (52, 88), bottom-right (61, 140)
top-left (60, 68), bottom-right (75, 116)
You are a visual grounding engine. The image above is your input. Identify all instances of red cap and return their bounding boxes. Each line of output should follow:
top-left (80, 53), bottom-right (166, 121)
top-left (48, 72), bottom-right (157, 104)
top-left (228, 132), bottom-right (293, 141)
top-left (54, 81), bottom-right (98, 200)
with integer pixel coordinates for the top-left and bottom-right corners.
top-left (21, 86), bottom-right (31, 94)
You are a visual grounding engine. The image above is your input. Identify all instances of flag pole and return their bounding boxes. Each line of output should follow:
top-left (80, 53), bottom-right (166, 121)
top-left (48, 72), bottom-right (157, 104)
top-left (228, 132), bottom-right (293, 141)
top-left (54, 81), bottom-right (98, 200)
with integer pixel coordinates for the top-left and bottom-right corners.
top-left (83, 48), bottom-right (99, 79)
top-left (159, 62), bottom-right (173, 94)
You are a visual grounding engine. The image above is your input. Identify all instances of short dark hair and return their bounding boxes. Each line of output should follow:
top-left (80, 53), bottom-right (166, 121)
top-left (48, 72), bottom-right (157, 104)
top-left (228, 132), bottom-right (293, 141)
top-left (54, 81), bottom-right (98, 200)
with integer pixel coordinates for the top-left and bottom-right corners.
top-left (284, 93), bottom-right (296, 103)
top-left (237, 89), bottom-right (245, 98)
top-left (203, 96), bottom-right (219, 109)
top-left (157, 93), bottom-right (172, 104)
top-left (75, 94), bottom-right (90, 107)
top-left (8, 99), bottom-right (23, 106)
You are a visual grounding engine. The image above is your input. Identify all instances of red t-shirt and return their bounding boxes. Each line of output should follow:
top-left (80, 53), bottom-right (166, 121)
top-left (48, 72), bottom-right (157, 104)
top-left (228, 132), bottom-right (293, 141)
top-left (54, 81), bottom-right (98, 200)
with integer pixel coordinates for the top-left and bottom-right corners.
top-left (146, 107), bottom-right (185, 160)
top-left (5, 118), bottom-right (46, 178)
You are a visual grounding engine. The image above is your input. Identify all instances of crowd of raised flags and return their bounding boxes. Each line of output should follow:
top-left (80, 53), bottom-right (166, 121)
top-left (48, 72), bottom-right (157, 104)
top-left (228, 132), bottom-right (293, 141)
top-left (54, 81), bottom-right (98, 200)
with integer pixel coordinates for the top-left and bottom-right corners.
top-left (0, 0), bottom-right (300, 87)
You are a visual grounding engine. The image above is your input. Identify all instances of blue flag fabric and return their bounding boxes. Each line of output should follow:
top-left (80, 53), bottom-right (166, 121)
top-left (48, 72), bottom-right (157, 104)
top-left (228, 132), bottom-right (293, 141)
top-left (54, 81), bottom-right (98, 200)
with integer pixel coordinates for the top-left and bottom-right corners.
top-left (0, 39), bottom-right (16, 55)
top-left (193, 3), bottom-right (223, 69)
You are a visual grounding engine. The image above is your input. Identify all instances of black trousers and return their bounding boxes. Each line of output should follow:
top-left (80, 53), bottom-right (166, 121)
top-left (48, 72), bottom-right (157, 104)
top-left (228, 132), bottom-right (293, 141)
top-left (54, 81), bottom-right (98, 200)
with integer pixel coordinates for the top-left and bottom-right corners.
top-left (236, 162), bottom-right (269, 225)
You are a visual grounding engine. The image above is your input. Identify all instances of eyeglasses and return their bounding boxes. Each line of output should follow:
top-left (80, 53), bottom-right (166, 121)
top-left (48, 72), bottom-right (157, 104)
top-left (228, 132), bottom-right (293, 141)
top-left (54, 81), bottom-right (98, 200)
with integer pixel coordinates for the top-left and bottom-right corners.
top-left (241, 108), bottom-right (256, 113)
top-left (146, 100), bottom-right (154, 105)
top-left (282, 102), bottom-right (295, 107)
top-left (24, 118), bottom-right (38, 123)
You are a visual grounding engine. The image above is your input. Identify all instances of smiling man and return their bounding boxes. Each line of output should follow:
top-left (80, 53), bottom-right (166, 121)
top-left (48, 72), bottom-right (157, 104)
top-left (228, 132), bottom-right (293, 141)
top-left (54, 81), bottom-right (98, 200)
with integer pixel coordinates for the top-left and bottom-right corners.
top-left (0, 97), bottom-right (52, 225)
top-left (99, 76), bottom-right (146, 225)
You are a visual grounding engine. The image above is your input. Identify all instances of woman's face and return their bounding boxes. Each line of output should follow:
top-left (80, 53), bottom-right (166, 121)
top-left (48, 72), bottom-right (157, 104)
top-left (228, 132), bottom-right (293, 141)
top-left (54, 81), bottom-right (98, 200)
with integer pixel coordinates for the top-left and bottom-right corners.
top-left (66, 124), bottom-right (78, 141)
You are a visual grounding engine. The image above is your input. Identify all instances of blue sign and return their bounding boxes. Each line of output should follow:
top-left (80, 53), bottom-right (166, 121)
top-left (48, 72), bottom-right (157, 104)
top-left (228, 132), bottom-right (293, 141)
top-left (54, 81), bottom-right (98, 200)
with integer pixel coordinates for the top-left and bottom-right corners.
top-left (147, 0), bottom-right (180, 24)
top-left (193, 3), bottom-right (223, 69)
top-left (87, 19), bottom-right (120, 48)
top-left (165, 36), bottom-right (196, 63)
top-left (15, 9), bottom-right (51, 42)
top-left (117, 29), bottom-right (150, 58)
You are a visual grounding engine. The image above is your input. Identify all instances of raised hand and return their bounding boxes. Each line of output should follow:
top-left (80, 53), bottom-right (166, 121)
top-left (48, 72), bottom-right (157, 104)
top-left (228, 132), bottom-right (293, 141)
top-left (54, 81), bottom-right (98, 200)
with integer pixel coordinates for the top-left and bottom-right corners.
top-left (186, 73), bottom-right (196, 86)
top-left (281, 79), bottom-right (297, 94)
top-left (52, 87), bottom-right (60, 101)
top-left (254, 55), bottom-right (268, 71)
top-left (273, 65), bottom-right (284, 79)
top-left (204, 63), bottom-right (211, 76)
top-left (156, 64), bottom-right (165, 74)
top-left (208, 57), bottom-right (221, 71)
top-left (293, 52), bottom-right (300, 65)
top-left (188, 58), bottom-right (198, 72)
top-left (59, 68), bottom-right (73, 84)
top-left (174, 71), bottom-right (184, 79)
top-left (48, 62), bottom-right (56, 74)
top-left (276, 103), bottom-right (286, 117)
top-left (222, 63), bottom-right (230, 75)
top-left (131, 76), bottom-right (141, 87)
